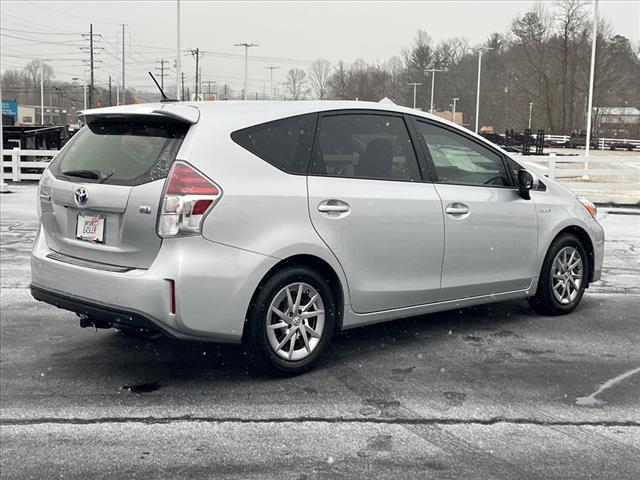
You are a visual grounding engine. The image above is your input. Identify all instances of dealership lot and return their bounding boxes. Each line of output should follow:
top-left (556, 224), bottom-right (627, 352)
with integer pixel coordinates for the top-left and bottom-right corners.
top-left (1, 184), bottom-right (639, 479)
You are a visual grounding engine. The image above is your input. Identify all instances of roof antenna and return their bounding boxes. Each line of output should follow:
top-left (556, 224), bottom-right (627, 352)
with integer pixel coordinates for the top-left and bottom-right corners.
top-left (148, 72), bottom-right (177, 102)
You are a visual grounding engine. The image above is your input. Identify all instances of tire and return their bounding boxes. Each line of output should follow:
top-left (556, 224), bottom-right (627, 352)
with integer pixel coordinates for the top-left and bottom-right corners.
top-left (244, 265), bottom-right (337, 377)
top-left (528, 233), bottom-right (589, 315)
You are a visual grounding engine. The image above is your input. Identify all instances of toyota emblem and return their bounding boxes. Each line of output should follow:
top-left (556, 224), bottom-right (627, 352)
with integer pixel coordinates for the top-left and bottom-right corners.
top-left (74, 186), bottom-right (88, 206)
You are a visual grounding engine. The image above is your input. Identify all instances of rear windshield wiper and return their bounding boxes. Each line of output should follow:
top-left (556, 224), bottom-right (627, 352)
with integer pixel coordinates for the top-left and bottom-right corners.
top-left (61, 169), bottom-right (101, 180)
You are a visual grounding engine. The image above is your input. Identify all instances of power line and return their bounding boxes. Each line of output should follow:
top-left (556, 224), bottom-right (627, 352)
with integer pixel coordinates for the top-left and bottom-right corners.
top-left (0, 27), bottom-right (83, 36)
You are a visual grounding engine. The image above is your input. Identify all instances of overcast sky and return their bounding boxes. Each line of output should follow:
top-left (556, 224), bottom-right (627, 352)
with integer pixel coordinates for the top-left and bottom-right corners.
top-left (1, 0), bottom-right (638, 95)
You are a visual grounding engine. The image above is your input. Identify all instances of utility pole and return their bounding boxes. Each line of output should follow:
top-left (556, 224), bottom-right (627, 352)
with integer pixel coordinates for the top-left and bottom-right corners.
top-left (108, 75), bottom-right (112, 106)
top-left (89, 23), bottom-right (94, 108)
top-left (408, 82), bottom-right (422, 109)
top-left (234, 42), bottom-right (258, 100)
top-left (176, 0), bottom-right (181, 100)
top-left (189, 48), bottom-right (203, 100)
top-left (451, 97), bottom-right (459, 124)
top-left (528, 102), bottom-right (534, 129)
top-left (264, 66), bottom-right (279, 100)
top-left (122, 24), bottom-right (126, 105)
top-left (203, 80), bottom-right (215, 95)
top-left (40, 59), bottom-right (44, 124)
top-left (156, 59), bottom-right (169, 90)
top-left (80, 27), bottom-right (102, 109)
top-left (425, 68), bottom-right (444, 115)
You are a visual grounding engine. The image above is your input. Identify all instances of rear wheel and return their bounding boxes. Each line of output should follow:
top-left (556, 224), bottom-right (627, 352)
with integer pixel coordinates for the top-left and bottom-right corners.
top-left (528, 233), bottom-right (589, 315)
top-left (244, 265), bottom-right (337, 377)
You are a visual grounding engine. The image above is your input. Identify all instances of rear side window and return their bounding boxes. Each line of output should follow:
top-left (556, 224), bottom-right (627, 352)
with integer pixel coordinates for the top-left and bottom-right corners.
top-left (50, 118), bottom-right (189, 186)
top-left (231, 113), bottom-right (317, 174)
top-left (310, 114), bottom-right (420, 182)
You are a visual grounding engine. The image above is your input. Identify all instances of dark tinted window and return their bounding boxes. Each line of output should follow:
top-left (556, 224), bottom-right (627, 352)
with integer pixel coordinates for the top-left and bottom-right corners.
top-left (50, 119), bottom-right (188, 186)
top-left (311, 114), bottom-right (420, 181)
top-left (415, 120), bottom-right (510, 187)
top-left (231, 113), bottom-right (317, 174)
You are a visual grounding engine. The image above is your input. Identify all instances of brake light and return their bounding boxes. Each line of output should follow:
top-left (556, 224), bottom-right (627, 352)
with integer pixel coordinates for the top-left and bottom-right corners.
top-left (157, 161), bottom-right (222, 237)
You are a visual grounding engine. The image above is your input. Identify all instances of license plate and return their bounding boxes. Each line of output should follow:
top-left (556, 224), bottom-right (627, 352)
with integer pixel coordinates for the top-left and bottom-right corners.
top-left (76, 214), bottom-right (105, 243)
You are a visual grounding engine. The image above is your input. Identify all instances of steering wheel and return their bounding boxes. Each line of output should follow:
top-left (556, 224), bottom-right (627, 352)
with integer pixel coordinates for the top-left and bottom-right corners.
top-left (483, 175), bottom-right (505, 186)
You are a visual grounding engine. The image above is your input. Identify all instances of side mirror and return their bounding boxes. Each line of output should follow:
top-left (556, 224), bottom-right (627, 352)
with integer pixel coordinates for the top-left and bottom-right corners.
top-left (517, 169), bottom-right (539, 200)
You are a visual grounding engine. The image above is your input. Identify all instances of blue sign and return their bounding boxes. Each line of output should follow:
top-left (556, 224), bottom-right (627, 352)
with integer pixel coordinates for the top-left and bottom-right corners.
top-left (2, 100), bottom-right (18, 122)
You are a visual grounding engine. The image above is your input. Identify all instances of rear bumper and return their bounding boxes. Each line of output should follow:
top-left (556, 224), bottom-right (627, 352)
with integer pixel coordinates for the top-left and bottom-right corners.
top-left (30, 285), bottom-right (172, 334)
top-left (31, 227), bottom-right (279, 343)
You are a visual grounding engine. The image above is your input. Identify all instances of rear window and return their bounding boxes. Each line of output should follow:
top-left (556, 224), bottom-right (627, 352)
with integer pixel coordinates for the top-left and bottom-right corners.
top-left (231, 113), bottom-right (317, 174)
top-left (50, 118), bottom-right (189, 186)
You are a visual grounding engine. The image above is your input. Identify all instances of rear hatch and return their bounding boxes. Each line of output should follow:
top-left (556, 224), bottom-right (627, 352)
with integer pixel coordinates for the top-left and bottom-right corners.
top-left (40, 111), bottom-right (193, 269)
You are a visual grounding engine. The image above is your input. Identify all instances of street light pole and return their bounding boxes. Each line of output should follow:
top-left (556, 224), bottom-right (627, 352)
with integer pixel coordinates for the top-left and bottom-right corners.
top-left (425, 69), bottom-right (444, 115)
top-left (585, 0), bottom-right (598, 158)
top-left (176, 0), bottom-right (181, 100)
top-left (235, 42), bottom-right (259, 100)
top-left (528, 102), bottom-right (534, 129)
top-left (475, 47), bottom-right (493, 134)
top-left (451, 97), bottom-right (459, 124)
top-left (408, 82), bottom-right (422, 109)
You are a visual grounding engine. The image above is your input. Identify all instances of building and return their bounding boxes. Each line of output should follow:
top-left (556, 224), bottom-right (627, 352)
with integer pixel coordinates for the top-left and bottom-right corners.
top-left (595, 106), bottom-right (640, 138)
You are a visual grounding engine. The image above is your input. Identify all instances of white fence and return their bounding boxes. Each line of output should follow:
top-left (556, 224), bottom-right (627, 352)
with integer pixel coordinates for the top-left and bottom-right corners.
top-left (1, 147), bottom-right (57, 182)
top-left (2, 146), bottom-right (639, 202)
top-left (515, 154), bottom-right (640, 203)
top-left (543, 135), bottom-right (640, 150)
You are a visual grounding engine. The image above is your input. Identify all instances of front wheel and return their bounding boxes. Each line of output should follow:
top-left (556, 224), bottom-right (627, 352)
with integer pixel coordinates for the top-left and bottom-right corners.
top-left (528, 233), bottom-right (589, 315)
top-left (244, 265), bottom-right (337, 377)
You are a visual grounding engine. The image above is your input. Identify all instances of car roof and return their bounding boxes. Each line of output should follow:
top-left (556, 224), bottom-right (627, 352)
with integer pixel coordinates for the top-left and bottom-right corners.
top-left (78, 100), bottom-right (509, 157)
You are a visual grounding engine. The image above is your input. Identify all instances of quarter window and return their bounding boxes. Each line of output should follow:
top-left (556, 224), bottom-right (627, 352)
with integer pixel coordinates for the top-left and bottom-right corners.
top-left (414, 120), bottom-right (510, 187)
top-left (310, 114), bottom-right (420, 182)
top-left (231, 113), bottom-right (317, 175)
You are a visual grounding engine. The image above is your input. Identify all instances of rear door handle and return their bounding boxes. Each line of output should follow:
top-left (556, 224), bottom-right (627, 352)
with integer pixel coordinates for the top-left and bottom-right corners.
top-left (445, 203), bottom-right (470, 216)
top-left (318, 200), bottom-right (350, 215)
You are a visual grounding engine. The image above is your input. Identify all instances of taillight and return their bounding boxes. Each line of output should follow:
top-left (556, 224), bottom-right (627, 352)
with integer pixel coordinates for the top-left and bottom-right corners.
top-left (157, 161), bottom-right (222, 238)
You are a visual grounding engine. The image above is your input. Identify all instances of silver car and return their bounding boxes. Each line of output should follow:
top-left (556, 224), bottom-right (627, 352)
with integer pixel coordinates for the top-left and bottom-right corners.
top-left (31, 101), bottom-right (604, 376)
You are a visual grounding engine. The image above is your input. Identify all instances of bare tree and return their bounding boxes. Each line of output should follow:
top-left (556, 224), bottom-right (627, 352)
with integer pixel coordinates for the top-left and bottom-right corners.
top-left (308, 59), bottom-right (331, 100)
top-left (328, 61), bottom-right (350, 99)
top-left (554, 0), bottom-right (588, 131)
top-left (286, 68), bottom-right (309, 100)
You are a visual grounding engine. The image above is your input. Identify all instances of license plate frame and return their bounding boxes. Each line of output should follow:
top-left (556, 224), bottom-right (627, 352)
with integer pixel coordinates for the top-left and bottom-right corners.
top-left (75, 213), bottom-right (106, 243)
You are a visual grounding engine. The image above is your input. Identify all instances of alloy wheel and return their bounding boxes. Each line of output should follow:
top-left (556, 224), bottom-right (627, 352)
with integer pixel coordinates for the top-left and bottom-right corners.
top-left (266, 282), bottom-right (325, 361)
top-left (551, 246), bottom-right (583, 305)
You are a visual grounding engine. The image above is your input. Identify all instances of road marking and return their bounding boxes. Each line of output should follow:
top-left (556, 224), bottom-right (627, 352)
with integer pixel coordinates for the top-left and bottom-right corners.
top-left (575, 366), bottom-right (640, 407)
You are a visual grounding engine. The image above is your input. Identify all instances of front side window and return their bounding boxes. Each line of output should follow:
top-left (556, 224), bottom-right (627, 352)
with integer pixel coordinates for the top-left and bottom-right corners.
top-left (231, 113), bottom-right (317, 175)
top-left (310, 114), bottom-right (420, 182)
top-left (414, 120), bottom-right (510, 187)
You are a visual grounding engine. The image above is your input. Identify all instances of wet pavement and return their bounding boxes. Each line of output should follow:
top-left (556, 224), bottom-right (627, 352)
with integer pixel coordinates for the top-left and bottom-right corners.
top-left (1, 184), bottom-right (639, 479)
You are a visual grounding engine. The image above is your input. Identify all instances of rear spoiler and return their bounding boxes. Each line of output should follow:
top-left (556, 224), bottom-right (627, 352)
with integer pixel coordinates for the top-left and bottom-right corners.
top-left (79, 103), bottom-right (200, 124)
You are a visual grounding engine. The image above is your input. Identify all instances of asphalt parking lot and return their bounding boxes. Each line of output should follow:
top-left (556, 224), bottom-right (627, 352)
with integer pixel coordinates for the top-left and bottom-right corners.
top-left (1, 184), bottom-right (639, 479)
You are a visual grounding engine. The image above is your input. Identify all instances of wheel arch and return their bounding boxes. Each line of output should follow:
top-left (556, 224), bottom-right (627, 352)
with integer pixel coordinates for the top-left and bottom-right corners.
top-left (549, 225), bottom-right (596, 284)
top-left (244, 254), bottom-right (346, 336)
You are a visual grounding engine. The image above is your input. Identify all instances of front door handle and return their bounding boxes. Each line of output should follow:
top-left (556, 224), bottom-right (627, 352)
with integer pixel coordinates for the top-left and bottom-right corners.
top-left (445, 202), bottom-right (470, 217)
top-left (318, 204), bottom-right (350, 213)
top-left (318, 200), bottom-right (350, 216)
